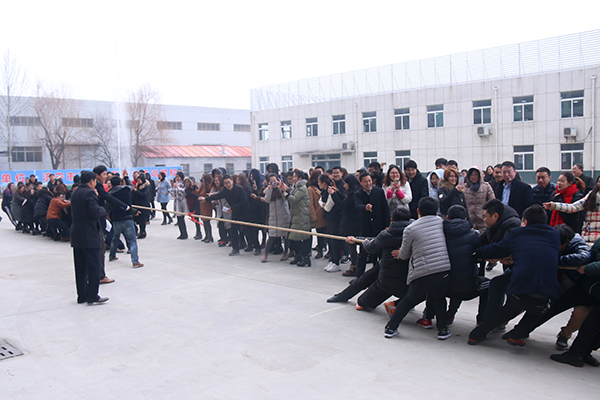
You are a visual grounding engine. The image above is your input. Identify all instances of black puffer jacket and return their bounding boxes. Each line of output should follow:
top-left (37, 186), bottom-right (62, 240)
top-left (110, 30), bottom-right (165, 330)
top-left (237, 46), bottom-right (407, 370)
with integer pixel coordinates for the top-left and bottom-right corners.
top-left (480, 205), bottom-right (521, 246)
top-left (437, 179), bottom-right (466, 218)
top-left (340, 190), bottom-right (360, 236)
top-left (33, 189), bottom-right (53, 221)
top-left (444, 219), bottom-right (479, 295)
top-left (408, 172), bottom-right (429, 220)
top-left (362, 220), bottom-right (410, 295)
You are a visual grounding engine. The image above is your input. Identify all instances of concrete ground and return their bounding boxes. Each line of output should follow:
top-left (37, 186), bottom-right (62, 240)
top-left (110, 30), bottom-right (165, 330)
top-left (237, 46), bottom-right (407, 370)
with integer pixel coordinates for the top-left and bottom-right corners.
top-left (1, 215), bottom-right (599, 400)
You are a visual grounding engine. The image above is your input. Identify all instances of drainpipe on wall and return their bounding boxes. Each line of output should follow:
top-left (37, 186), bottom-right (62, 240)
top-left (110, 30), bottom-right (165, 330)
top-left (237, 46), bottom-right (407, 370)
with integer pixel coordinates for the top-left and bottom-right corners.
top-left (493, 86), bottom-right (498, 163)
top-left (591, 75), bottom-right (596, 178)
top-left (354, 102), bottom-right (359, 171)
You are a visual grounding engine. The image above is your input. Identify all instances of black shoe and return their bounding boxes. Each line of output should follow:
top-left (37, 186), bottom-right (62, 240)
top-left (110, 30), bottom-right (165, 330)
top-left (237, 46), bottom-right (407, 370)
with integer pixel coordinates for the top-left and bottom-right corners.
top-left (194, 235), bottom-right (203, 240)
top-left (437, 328), bottom-right (452, 340)
top-left (218, 241), bottom-right (227, 247)
top-left (177, 235), bottom-right (188, 240)
top-left (254, 249), bottom-right (262, 256)
top-left (326, 293), bottom-right (348, 303)
top-left (584, 353), bottom-right (600, 367)
top-left (340, 254), bottom-right (349, 264)
top-left (297, 257), bottom-right (311, 267)
top-left (272, 248), bottom-right (283, 255)
top-left (87, 297), bottom-right (109, 305)
top-left (289, 257), bottom-right (301, 265)
top-left (77, 299), bottom-right (86, 304)
top-left (229, 250), bottom-right (240, 256)
top-left (137, 233), bottom-right (146, 239)
top-left (486, 261), bottom-right (497, 271)
top-left (161, 221), bottom-right (167, 225)
top-left (324, 252), bottom-right (331, 259)
top-left (550, 352), bottom-right (584, 367)
top-left (244, 247), bottom-right (254, 252)
top-left (315, 251), bottom-right (323, 259)
top-left (168, 219), bottom-right (173, 224)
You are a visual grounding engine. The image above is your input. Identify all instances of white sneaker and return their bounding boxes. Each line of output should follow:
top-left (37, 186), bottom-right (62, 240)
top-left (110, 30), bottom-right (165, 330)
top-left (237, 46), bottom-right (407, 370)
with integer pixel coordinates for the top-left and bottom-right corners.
top-left (326, 263), bottom-right (341, 272)
top-left (324, 261), bottom-right (333, 271)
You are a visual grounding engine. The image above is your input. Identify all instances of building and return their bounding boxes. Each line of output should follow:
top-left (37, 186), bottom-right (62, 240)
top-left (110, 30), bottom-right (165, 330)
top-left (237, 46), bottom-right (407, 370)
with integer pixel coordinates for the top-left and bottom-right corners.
top-left (250, 30), bottom-right (600, 182)
top-left (0, 97), bottom-right (251, 172)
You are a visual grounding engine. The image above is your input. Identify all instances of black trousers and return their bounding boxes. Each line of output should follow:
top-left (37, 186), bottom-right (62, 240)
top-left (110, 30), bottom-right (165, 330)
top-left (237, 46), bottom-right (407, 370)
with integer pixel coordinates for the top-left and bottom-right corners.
top-left (326, 220), bottom-right (342, 265)
top-left (177, 216), bottom-right (188, 238)
top-left (160, 202), bottom-right (172, 223)
top-left (570, 305), bottom-right (600, 356)
top-left (387, 271), bottom-right (450, 331)
top-left (73, 247), bottom-right (102, 302)
top-left (469, 294), bottom-right (550, 341)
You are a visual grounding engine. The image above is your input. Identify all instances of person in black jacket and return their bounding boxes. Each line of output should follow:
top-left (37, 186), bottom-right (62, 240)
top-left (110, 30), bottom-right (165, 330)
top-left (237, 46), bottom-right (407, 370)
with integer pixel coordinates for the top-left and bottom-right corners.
top-left (200, 175), bottom-right (255, 256)
top-left (339, 174), bottom-right (361, 272)
top-left (319, 174), bottom-right (344, 272)
top-left (133, 174), bottom-right (151, 239)
top-left (108, 177), bottom-right (143, 268)
top-left (494, 161), bottom-right (533, 218)
top-left (352, 172), bottom-right (390, 277)
top-left (572, 164), bottom-right (594, 196)
top-left (33, 187), bottom-right (53, 234)
top-left (327, 207), bottom-right (411, 307)
top-left (549, 171), bottom-right (585, 233)
top-left (404, 160), bottom-right (429, 220)
top-left (532, 167), bottom-right (556, 223)
top-left (71, 171), bottom-right (108, 305)
top-left (437, 167), bottom-right (467, 219)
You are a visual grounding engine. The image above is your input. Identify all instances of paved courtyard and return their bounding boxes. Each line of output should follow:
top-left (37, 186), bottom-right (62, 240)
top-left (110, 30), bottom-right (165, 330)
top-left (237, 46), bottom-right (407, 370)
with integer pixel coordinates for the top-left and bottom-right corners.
top-left (1, 216), bottom-right (598, 399)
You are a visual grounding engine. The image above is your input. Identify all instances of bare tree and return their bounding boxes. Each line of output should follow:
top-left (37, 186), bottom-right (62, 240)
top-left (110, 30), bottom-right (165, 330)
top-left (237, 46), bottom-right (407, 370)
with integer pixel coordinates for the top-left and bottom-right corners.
top-left (89, 113), bottom-right (118, 168)
top-left (0, 50), bottom-right (29, 170)
top-left (125, 85), bottom-right (169, 167)
top-left (33, 85), bottom-right (82, 169)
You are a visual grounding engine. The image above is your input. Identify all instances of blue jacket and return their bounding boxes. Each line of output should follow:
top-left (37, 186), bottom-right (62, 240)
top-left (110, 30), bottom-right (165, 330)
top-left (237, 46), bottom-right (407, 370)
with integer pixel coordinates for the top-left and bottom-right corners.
top-left (475, 223), bottom-right (561, 299)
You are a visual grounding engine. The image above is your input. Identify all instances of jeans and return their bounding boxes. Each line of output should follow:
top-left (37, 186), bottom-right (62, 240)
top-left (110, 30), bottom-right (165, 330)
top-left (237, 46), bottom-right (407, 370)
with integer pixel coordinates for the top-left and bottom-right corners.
top-left (110, 219), bottom-right (139, 264)
top-left (387, 271), bottom-right (450, 331)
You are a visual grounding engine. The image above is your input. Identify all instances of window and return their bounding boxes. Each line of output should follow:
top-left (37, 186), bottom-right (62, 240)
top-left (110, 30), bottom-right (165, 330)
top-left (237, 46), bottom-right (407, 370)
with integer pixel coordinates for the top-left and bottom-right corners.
top-left (513, 145), bottom-right (534, 171)
top-left (180, 164), bottom-right (190, 176)
top-left (258, 123), bottom-right (269, 141)
top-left (157, 121), bottom-right (182, 130)
top-left (473, 100), bottom-right (491, 124)
top-left (11, 146), bottom-right (42, 162)
top-left (62, 118), bottom-right (93, 128)
top-left (306, 118), bottom-right (318, 137)
top-left (427, 104), bottom-right (444, 128)
top-left (561, 90), bottom-right (584, 118)
top-left (282, 155), bottom-right (293, 171)
top-left (513, 96), bottom-right (534, 122)
top-left (311, 153), bottom-right (341, 171)
top-left (363, 151), bottom-right (378, 168)
top-left (197, 122), bottom-right (220, 131)
top-left (362, 112), bottom-right (376, 132)
top-left (333, 114), bottom-right (346, 135)
top-left (281, 120), bottom-right (292, 139)
top-left (9, 116), bottom-right (40, 126)
top-left (259, 156), bottom-right (269, 173)
top-left (234, 124), bottom-right (251, 132)
top-left (395, 150), bottom-right (411, 171)
top-left (246, 162), bottom-right (252, 170)
top-left (561, 143), bottom-right (584, 170)
top-left (226, 163), bottom-right (234, 175)
top-left (394, 108), bottom-right (410, 130)
top-left (203, 163), bottom-right (213, 174)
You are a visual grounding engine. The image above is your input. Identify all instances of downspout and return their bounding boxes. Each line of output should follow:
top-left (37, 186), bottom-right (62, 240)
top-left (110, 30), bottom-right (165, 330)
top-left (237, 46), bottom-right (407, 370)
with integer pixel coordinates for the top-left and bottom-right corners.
top-left (354, 102), bottom-right (359, 170)
top-left (591, 75), bottom-right (596, 178)
top-left (493, 86), bottom-right (498, 163)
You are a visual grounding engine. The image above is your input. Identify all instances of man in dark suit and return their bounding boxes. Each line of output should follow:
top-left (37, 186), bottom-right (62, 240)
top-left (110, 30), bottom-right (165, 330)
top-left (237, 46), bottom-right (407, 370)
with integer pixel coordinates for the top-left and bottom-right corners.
top-left (494, 161), bottom-right (533, 218)
top-left (71, 171), bottom-right (109, 305)
top-left (351, 171), bottom-right (390, 277)
top-left (404, 160), bottom-right (429, 220)
top-left (572, 164), bottom-right (595, 196)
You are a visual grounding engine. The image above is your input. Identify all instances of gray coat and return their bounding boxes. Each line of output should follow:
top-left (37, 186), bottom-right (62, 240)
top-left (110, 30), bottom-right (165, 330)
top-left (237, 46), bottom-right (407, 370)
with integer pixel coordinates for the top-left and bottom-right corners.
top-left (170, 181), bottom-right (188, 214)
top-left (11, 190), bottom-right (24, 221)
top-left (399, 214), bottom-right (451, 284)
top-left (264, 187), bottom-right (290, 237)
top-left (287, 179), bottom-right (310, 241)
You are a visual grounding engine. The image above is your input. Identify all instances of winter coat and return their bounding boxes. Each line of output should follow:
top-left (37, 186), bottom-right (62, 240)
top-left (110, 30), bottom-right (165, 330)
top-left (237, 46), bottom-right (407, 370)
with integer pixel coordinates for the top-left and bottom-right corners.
top-left (533, 182), bottom-right (556, 223)
top-left (475, 224), bottom-right (561, 299)
top-left (339, 190), bottom-right (359, 236)
top-left (463, 167), bottom-right (495, 231)
top-left (246, 184), bottom-right (267, 224)
top-left (11, 190), bottom-right (24, 221)
top-left (550, 187), bottom-right (584, 233)
top-left (108, 185), bottom-right (134, 221)
top-left (287, 179), bottom-right (311, 241)
top-left (437, 178), bottom-right (467, 218)
top-left (443, 218), bottom-right (479, 295)
top-left (185, 185), bottom-right (201, 213)
top-left (382, 182), bottom-right (412, 212)
top-left (171, 181), bottom-right (189, 214)
top-left (580, 239), bottom-right (600, 302)
top-left (210, 186), bottom-right (231, 229)
top-left (264, 187), bottom-right (290, 237)
top-left (33, 189), bottom-right (53, 221)
top-left (205, 184), bottom-right (252, 222)
top-left (46, 197), bottom-right (71, 220)
top-left (550, 192), bottom-right (600, 245)
top-left (133, 181), bottom-right (151, 220)
top-left (156, 179), bottom-right (171, 203)
top-left (308, 185), bottom-right (327, 229)
top-left (354, 186), bottom-right (390, 237)
top-left (20, 195), bottom-right (34, 224)
top-left (427, 169), bottom-right (445, 198)
top-left (196, 185), bottom-right (214, 220)
top-left (2, 188), bottom-right (13, 210)
top-left (363, 220), bottom-right (410, 294)
top-left (399, 214), bottom-right (451, 284)
top-left (408, 171), bottom-right (429, 220)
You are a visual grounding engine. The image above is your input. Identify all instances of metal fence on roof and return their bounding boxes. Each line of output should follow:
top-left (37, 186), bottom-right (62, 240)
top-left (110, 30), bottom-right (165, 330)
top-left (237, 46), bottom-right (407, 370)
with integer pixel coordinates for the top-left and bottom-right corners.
top-left (250, 30), bottom-right (600, 111)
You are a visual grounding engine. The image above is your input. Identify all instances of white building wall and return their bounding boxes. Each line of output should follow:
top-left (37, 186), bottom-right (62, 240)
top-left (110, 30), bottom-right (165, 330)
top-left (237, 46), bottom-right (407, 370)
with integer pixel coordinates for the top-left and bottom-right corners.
top-left (251, 66), bottom-right (600, 182)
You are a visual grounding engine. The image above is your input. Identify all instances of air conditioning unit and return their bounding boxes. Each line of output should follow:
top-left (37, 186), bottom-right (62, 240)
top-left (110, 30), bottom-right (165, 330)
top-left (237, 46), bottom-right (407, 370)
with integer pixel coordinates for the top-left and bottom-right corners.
top-left (564, 127), bottom-right (577, 137)
top-left (341, 141), bottom-right (355, 150)
top-left (477, 126), bottom-right (491, 136)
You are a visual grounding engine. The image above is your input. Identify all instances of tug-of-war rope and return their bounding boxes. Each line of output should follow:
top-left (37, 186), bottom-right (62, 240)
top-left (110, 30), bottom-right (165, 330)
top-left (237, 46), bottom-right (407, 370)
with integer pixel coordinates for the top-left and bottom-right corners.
top-left (134, 205), bottom-right (580, 271)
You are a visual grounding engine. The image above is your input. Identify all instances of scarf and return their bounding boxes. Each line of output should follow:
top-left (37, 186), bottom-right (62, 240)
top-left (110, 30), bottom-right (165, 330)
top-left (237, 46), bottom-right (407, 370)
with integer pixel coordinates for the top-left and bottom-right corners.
top-left (470, 181), bottom-right (480, 192)
top-left (550, 184), bottom-right (579, 226)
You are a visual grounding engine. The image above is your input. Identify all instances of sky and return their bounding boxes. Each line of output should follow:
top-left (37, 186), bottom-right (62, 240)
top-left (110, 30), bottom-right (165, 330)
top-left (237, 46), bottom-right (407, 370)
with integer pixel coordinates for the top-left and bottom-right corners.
top-left (1, 0), bottom-right (599, 110)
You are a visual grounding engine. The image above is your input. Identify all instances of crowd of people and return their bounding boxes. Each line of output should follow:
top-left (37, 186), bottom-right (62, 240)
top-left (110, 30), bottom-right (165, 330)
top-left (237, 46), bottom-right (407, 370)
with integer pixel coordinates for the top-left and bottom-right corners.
top-left (2, 158), bottom-right (600, 368)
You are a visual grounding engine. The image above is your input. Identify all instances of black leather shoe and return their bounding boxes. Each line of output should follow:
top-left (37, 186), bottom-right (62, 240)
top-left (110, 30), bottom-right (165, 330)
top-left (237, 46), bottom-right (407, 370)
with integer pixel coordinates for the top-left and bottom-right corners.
top-left (550, 352), bottom-right (584, 367)
top-left (87, 297), bottom-right (109, 305)
top-left (194, 235), bottom-right (203, 240)
top-left (229, 250), bottom-right (239, 256)
top-left (584, 353), bottom-right (600, 367)
top-left (77, 299), bottom-right (86, 304)
top-left (327, 293), bottom-right (348, 303)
